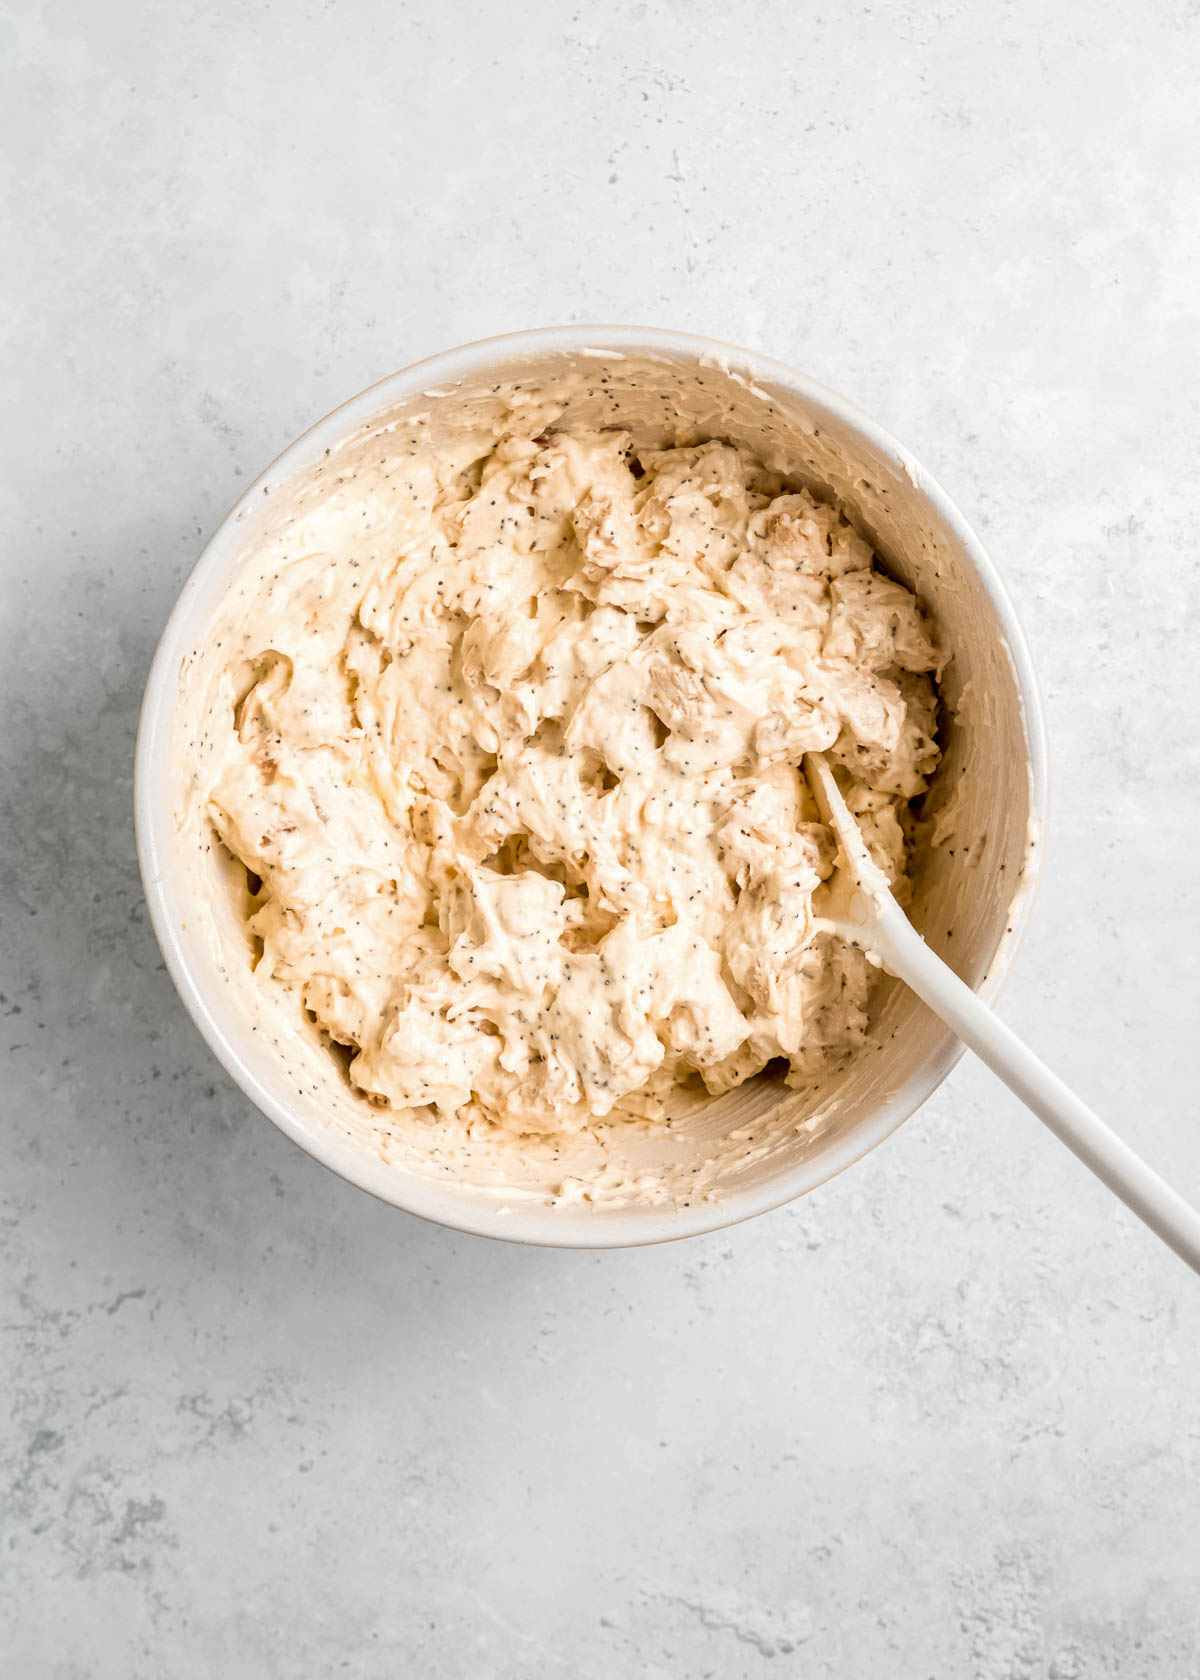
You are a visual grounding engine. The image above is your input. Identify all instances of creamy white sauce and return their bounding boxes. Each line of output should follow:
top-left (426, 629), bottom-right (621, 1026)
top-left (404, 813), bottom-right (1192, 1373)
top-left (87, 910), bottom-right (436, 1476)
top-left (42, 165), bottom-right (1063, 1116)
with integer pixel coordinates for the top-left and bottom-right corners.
top-left (197, 425), bottom-right (944, 1144)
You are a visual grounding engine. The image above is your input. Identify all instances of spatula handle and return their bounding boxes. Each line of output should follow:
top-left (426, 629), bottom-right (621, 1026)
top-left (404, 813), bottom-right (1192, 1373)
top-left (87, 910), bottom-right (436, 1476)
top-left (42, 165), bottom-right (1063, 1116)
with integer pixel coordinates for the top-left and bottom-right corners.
top-left (873, 897), bottom-right (1200, 1275)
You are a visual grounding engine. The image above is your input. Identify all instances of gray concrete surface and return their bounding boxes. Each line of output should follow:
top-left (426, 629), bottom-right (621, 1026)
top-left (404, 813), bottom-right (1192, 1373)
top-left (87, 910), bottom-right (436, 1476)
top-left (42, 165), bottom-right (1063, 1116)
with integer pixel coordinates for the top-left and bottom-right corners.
top-left (3, 1), bottom-right (1199, 1674)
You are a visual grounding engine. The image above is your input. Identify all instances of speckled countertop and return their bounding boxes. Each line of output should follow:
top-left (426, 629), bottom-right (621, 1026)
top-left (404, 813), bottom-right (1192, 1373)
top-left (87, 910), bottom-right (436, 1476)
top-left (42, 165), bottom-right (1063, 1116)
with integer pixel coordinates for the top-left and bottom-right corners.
top-left (3, 2), bottom-right (1199, 1675)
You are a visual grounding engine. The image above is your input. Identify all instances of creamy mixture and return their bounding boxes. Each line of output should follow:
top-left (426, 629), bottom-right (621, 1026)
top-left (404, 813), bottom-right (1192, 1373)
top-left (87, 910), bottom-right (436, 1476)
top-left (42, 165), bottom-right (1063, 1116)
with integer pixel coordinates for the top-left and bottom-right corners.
top-left (200, 428), bottom-right (943, 1140)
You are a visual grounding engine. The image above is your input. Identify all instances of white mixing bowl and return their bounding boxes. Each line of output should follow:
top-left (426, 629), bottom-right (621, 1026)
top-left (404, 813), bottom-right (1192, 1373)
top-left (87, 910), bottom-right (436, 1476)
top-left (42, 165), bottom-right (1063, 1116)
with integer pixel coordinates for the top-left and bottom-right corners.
top-left (136, 327), bottom-right (1048, 1246)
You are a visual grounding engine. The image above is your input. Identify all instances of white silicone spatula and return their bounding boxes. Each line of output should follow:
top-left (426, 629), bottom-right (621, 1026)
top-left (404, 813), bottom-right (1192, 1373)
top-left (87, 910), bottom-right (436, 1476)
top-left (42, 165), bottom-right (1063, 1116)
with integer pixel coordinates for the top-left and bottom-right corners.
top-left (804, 751), bottom-right (1200, 1273)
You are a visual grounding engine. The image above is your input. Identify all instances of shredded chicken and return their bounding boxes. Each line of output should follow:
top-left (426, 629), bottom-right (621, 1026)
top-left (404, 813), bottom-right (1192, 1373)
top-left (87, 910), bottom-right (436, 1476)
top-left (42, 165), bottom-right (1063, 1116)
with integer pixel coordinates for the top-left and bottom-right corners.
top-left (202, 429), bottom-right (943, 1136)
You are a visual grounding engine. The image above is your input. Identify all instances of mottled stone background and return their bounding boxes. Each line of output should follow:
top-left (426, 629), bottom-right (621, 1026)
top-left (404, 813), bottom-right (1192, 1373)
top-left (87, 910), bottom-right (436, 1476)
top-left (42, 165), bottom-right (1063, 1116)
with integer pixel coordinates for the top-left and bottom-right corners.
top-left (3, 1), bottom-right (1199, 1674)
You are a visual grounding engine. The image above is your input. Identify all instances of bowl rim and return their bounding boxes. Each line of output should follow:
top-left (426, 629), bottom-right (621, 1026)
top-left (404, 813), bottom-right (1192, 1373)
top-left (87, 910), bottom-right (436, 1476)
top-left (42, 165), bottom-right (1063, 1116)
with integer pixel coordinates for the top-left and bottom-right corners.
top-left (135, 324), bottom-right (1050, 1248)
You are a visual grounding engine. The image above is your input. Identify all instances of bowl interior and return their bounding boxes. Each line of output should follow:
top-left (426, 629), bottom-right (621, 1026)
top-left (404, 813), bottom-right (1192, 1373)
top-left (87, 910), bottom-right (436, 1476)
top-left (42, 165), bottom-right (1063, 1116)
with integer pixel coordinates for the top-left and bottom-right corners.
top-left (140, 333), bottom-right (1043, 1244)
